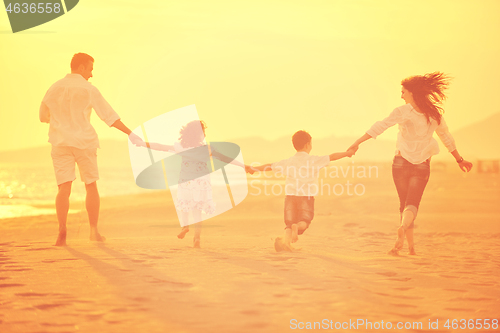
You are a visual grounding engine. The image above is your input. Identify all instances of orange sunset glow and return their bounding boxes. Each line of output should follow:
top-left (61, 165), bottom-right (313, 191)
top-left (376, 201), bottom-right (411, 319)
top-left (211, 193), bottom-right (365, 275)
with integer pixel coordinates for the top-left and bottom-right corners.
top-left (0, 1), bottom-right (499, 332)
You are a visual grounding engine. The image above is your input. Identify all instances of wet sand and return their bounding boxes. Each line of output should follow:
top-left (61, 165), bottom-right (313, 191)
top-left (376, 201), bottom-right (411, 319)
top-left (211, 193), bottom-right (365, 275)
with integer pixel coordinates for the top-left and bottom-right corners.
top-left (1, 165), bottom-right (499, 332)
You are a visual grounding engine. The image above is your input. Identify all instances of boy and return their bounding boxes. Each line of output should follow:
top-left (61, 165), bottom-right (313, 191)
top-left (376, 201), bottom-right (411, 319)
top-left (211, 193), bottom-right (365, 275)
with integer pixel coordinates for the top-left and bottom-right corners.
top-left (247, 130), bottom-right (356, 251)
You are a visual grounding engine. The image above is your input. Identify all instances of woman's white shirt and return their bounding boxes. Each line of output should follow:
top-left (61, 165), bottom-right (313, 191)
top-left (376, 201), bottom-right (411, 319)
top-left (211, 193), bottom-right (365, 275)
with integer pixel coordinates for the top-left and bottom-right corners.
top-left (366, 104), bottom-right (456, 164)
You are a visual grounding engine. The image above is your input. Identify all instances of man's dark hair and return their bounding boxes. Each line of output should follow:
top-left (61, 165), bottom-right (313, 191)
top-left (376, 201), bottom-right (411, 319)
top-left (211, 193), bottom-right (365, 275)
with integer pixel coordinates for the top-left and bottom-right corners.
top-left (70, 53), bottom-right (94, 71)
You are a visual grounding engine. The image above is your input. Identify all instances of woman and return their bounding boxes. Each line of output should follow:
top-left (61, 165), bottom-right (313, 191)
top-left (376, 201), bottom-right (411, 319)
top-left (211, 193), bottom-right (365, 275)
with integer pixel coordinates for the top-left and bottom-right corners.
top-left (348, 72), bottom-right (473, 255)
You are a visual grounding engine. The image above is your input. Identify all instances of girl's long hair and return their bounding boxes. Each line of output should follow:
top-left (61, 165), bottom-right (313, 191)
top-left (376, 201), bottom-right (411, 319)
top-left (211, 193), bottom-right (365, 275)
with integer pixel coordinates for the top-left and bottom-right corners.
top-left (401, 72), bottom-right (451, 125)
top-left (179, 120), bottom-right (207, 148)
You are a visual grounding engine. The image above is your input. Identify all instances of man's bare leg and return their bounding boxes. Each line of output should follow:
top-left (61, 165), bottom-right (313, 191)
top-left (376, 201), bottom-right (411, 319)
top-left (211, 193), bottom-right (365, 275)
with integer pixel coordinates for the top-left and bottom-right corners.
top-left (86, 182), bottom-right (104, 242)
top-left (192, 210), bottom-right (202, 248)
top-left (55, 182), bottom-right (72, 246)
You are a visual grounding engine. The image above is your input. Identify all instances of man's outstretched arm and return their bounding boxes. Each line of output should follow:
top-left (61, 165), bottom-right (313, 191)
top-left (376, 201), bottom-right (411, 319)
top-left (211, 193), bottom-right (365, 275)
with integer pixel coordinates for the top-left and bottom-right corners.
top-left (111, 119), bottom-right (143, 145)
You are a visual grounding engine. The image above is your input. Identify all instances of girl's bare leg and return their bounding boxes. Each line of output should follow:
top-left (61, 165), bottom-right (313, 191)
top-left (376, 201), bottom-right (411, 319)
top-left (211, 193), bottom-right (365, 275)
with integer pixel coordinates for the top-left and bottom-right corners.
top-left (193, 210), bottom-right (202, 248)
top-left (177, 212), bottom-right (190, 239)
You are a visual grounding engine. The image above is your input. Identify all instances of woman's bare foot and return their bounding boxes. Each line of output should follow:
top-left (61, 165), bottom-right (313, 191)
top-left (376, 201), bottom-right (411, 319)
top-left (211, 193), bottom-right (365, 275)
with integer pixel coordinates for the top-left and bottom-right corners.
top-left (291, 224), bottom-right (299, 243)
top-left (408, 247), bottom-right (416, 255)
top-left (55, 230), bottom-right (67, 246)
top-left (177, 226), bottom-right (189, 239)
top-left (193, 238), bottom-right (201, 248)
top-left (394, 226), bottom-right (405, 250)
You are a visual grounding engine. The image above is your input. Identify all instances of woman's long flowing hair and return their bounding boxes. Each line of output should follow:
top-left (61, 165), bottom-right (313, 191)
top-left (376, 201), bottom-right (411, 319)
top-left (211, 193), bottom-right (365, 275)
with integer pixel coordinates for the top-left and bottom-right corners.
top-left (179, 120), bottom-right (207, 148)
top-left (401, 72), bottom-right (451, 125)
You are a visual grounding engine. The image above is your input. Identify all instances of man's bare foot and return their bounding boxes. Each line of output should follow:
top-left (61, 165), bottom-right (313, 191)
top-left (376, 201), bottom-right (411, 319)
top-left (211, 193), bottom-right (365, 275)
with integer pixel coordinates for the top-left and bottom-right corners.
top-left (90, 227), bottom-right (106, 242)
top-left (90, 230), bottom-right (106, 242)
top-left (291, 224), bottom-right (299, 243)
top-left (394, 226), bottom-right (405, 250)
top-left (193, 238), bottom-right (200, 248)
top-left (408, 247), bottom-right (416, 255)
top-left (274, 237), bottom-right (284, 252)
top-left (178, 227), bottom-right (189, 239)
top-left (55, 230), bottom-right (67, 246)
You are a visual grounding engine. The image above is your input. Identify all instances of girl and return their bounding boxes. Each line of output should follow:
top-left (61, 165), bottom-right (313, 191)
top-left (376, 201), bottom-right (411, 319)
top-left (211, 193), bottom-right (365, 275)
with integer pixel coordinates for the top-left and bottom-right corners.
top-left (140, 120), bottom-right (247, 248)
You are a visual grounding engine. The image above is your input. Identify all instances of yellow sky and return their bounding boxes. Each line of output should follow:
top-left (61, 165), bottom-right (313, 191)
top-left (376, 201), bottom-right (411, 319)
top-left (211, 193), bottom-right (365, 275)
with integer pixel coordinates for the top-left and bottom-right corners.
top-left (1, 0), bottom-right (499, 151)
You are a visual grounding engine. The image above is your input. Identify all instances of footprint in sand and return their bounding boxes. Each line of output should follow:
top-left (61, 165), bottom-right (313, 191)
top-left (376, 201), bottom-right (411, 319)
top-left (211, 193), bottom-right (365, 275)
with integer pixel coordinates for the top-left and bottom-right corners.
top-left (41, 323), bottom-right (75, 327)
top-left (26, 247), bottom-right (56, 251)
top-left (398, 295), bottom-right (424, 300)
top-left (443, 288), bottom-right (467, 292)
top-left (390, 303), bottom-right (418, 308)
top-left (147, 278), bottom-right (193, 288)
top-left (444, 307), bottom-right (475, 312)
top-left (110, 307), bottom-right (128, 313)
top-left (86, 313), bottom-right (104, 320)
top-left (16, 292), bottom-right (52, 297)
top-left (376, 272), bottom-right (398, 277)
top-left (387, 277), bottom-right (411, 282)
top-left (34, 303), bottom-right (67, 310)
top-left (449, 297), bottom-right (494, 302)
top-left (2, 268), bottom-right (33, 272)
top-left (0, 283), bottom-right (25, 288)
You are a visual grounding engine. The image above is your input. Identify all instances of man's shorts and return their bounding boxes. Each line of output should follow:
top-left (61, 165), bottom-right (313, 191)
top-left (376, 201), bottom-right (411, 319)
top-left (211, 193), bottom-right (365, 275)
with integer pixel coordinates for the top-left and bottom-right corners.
top-left (284, 195), bottom-right (315, 235)
top-left (51, 146), bottom-right (99, 185)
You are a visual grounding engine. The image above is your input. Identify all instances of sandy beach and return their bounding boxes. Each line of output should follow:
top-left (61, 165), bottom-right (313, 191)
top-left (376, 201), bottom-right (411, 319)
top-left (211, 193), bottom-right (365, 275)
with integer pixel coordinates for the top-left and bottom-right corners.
top-left (1, 165), bottom-right (499, 333)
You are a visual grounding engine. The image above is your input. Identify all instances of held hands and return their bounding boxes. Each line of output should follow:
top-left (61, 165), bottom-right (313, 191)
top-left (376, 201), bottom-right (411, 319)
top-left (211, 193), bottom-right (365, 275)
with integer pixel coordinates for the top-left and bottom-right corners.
top-left (245, 165), bottom-right (256, 175)
top-left (346, 145), bottom-right (359, 157)
top-left (128, 133), bottom-right (145, 147)
top-left (458, 160), bottom-right (473, 172)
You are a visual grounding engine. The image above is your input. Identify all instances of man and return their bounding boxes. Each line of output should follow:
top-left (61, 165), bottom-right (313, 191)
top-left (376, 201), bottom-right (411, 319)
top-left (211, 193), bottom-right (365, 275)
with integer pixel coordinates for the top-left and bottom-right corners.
top-left (39, 53), bottom-right (143, 246)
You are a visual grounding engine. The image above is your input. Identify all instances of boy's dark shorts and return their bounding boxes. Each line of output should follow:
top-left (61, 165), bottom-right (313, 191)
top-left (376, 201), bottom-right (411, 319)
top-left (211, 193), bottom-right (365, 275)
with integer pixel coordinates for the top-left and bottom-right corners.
top-left (284, 195), bottom-right (315, 235)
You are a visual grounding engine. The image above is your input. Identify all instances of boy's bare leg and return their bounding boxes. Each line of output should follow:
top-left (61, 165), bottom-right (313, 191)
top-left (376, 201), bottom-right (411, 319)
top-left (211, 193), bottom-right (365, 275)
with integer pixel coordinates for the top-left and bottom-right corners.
top-left (291, 224), bottom-right (299, 243)
top-left (193, 210), bottom-right (202, 248)
top-left (86, 182), bottom-right (105, 242)
top-left (291, 222), bottom-right (308, 243)
top-left (283, 228), bottom-right (293, 251)
top-left (178, 212), bottom-right (190, 239)
top-left (406, 229), bottom-right (416, 255)
top-left (55, 182), bottom-right (72, 246)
